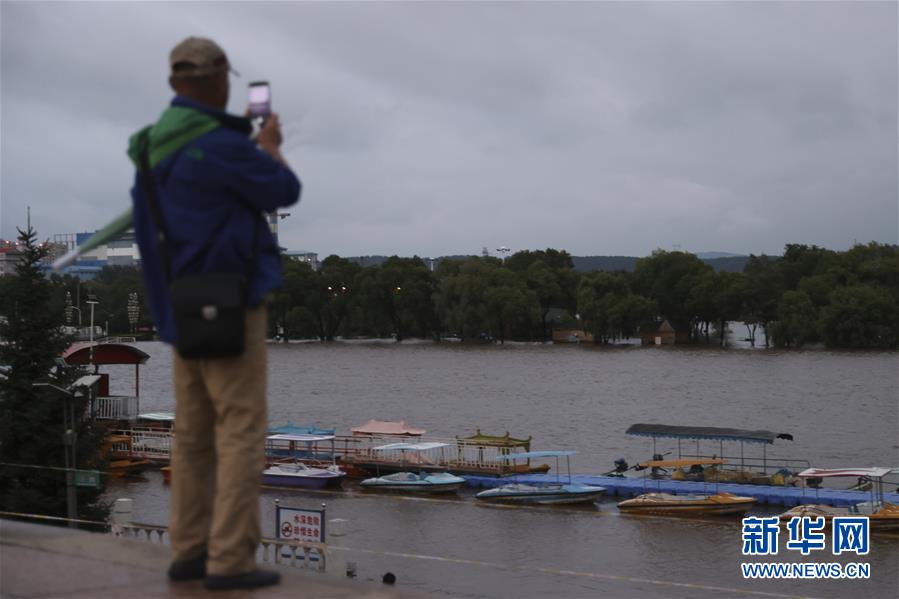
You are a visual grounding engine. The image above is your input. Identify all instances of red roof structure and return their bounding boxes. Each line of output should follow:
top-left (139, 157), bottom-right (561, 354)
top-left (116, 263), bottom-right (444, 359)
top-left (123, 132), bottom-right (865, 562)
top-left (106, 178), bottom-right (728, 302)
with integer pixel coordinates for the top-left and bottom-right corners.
top-left (62, 343), bottom-right (150, 366)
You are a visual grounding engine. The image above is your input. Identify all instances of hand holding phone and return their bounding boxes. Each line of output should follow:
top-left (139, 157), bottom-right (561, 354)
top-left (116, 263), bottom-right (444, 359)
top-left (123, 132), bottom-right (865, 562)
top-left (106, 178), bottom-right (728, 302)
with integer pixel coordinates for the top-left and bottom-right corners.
top-left (248, 81), bottom-right (271, 122)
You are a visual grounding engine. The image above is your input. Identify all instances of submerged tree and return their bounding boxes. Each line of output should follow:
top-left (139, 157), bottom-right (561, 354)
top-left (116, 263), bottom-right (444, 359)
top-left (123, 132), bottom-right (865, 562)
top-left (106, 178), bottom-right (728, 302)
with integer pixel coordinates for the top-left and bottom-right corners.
top-left (0, 227), bottom-right (109, 525)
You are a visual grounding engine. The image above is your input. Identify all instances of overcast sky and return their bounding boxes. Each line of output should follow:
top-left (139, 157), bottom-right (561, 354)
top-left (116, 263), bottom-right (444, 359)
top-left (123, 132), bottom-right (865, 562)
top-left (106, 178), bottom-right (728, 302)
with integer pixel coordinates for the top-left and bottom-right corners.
top-left (1, 1), bottom-right (896, 259)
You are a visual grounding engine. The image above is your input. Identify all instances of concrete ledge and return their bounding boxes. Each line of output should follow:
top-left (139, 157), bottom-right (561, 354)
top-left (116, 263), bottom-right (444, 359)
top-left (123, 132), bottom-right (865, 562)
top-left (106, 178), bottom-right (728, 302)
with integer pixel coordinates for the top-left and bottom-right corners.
top-left (0, 519), bottom-right (427, 598)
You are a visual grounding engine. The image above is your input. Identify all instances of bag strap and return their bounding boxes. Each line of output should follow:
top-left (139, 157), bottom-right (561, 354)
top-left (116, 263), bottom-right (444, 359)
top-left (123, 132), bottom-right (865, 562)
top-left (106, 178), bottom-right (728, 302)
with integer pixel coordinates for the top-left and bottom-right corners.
top-left (139, 139), bottom-right (262, 287)
top-left (138, 138), bottom-right (174, 284)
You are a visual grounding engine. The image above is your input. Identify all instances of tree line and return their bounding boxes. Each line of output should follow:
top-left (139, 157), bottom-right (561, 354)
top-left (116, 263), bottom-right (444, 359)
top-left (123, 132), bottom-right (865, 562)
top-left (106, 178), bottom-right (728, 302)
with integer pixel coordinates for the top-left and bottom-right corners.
top-left (2, 242), bottom-right (896, 349)
top-left (0, 228), bottom-right (109, 525)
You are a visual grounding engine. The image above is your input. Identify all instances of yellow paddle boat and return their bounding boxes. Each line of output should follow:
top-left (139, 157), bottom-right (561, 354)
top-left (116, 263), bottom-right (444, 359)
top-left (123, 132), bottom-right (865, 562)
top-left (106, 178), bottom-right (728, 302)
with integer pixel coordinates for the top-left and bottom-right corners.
top-left (618, 458), bottom-right (756, 516)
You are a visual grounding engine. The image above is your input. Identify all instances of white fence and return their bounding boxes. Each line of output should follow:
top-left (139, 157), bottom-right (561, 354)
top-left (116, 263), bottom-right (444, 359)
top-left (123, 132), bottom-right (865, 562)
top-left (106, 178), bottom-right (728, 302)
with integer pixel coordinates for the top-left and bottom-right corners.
top-left (128, 429), bottom-right (174, 460)
top-left (94, 396), bottom-right (138, 420)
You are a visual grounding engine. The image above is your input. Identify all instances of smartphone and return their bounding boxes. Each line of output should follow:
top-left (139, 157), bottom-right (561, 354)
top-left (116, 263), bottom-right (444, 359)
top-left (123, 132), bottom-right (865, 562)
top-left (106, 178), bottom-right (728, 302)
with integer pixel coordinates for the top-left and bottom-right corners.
top-left (248, 81), bottom-right (271, 121)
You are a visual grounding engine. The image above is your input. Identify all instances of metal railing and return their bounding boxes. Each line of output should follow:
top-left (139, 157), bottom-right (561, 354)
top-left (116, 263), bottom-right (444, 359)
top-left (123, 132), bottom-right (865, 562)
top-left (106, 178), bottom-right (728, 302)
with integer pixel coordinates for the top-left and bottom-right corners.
top-left (95, 396), bottom-right (139, 420)
top-left (126, 429), bottom-right (173, 460)
top-left (96, 336), bottom-right (137, 344)
top-left (116, 429), bottom-right (524, 474)
top-left (334, 435), bottom-right (524, 475)
top-left (681, 452), bottom-right (811, 480)
top-left (118, 521), bottom-right (327, 572)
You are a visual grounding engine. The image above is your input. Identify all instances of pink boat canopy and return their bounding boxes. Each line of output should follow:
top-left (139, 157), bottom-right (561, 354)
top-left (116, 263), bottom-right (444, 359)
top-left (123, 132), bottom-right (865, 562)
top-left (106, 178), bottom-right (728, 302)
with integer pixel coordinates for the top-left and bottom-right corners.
top-left (351, 420), bottom-right (426, 437)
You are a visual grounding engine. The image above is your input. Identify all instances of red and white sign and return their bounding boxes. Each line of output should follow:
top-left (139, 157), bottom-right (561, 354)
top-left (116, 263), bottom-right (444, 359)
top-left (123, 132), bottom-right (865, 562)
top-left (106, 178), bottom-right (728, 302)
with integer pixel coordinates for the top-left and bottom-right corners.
top-left (276, 505), bottom-right (325, 544)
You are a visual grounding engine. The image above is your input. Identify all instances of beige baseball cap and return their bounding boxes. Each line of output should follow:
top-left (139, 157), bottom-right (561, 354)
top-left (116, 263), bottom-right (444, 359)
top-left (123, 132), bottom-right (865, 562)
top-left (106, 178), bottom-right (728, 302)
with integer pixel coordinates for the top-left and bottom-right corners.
top-left (169, 37), bottom-right (240, 79)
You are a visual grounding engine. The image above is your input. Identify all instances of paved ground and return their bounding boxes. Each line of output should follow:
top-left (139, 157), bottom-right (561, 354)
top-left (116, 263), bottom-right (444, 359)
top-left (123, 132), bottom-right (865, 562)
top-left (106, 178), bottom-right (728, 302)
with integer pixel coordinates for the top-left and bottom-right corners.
top-left (0, 519), bottom-right (428, 598)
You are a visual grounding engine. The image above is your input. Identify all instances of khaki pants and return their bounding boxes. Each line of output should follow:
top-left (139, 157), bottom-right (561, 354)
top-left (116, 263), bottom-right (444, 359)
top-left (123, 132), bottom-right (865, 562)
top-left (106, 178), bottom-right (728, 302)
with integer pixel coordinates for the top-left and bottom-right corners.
top-left (169, 305), bottom-right (268, 576)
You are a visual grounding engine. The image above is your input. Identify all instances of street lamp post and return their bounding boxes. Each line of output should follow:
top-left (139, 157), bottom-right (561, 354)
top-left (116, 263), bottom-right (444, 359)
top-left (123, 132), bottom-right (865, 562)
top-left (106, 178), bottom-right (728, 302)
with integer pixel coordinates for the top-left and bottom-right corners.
top-left (32, 377), bottom-right (101, 528)
top-left (32, 383), bottom-right (78, 528)
top-left (86, 294), bottom-right (99, 366)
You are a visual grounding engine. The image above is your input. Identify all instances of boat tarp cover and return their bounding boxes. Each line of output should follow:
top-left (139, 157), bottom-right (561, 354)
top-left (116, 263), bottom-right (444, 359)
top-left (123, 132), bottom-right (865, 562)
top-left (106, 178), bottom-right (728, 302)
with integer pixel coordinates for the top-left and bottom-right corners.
top-left (798, 467), bottom-right (892, 479)
top-left (138, 412), bottom-right (175, 421)
top-left (457, 429), bottom-right (531, 448)
top-left (267, 434), bottom-right (336, 443)
top-left (626, 424), bottom-right (790, 445)
top-left (268, 422), bottom-right (336, 436)
top-left (637, 458), bottom-right (728, 468)
top-left (351, 420), bottom-right (426, 436)
top-left (498, 450), bottom-right (578, 461)
top-left (373, 442), bottom-right (449, 452)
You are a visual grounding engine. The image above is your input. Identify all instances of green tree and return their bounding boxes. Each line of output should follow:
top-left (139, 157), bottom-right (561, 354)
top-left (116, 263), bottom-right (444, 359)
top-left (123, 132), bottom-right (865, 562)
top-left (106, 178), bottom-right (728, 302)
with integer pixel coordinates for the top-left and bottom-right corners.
top-left (711, 271), bottom-right (747, 347)
top-left (577, 272), bottom-right (654, 344)
top-left (842, 243), bottom-right (899, 301)
top-left (577, 272), bottom-right (628, 344)
top-left (0, 227), bottom-right (109, 525)
top-left (524, 261), bottom-right (569, 342)
top-left (819, 285), bottom-right (899, 349)
top-left (355, 257), bottom-right (438, 341)
top-left (633, 250), bottom-right (712, 339)
top-left (778, 244), bottom-right (838, 292)
top-left (434, 259), bottom-right (483, 340)
top-left (483, 268), bottom-right (538, 344)
top-left (770, 290), bottom-right (817, 347)
top-left (742, 254), bottom-right (781, 347)
top-left (504, 248), bottom-right (574, 272)
top-left (272, 259), bottom-right (321, 340)
top-left (318, 255), bottom-right (361, 340)
top-left (687, 270), bottom-right (721, 343)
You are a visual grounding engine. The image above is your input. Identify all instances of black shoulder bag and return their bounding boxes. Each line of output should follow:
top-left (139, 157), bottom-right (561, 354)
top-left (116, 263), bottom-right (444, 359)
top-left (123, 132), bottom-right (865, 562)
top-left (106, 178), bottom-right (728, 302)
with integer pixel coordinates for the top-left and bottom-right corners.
top-left (139, 142), bottom-right (257, 359)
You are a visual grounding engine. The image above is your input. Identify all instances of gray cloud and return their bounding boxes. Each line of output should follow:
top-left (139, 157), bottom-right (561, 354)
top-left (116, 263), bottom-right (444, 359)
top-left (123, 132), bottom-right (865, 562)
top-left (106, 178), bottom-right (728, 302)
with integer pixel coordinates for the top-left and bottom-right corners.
top-left (1, 1), bottom-right (895, 258)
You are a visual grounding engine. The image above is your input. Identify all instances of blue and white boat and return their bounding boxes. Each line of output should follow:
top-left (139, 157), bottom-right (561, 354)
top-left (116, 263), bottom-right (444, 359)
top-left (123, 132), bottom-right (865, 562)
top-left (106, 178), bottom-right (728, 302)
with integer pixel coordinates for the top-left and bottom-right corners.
top-left (262, 461), bottom-right (345, 489)
top-left (262, 433), bottom-right (346, 489)
top-left (360, 442), bottom-right (466, 494)
top-left (476, 451), bottom-right (606, 505)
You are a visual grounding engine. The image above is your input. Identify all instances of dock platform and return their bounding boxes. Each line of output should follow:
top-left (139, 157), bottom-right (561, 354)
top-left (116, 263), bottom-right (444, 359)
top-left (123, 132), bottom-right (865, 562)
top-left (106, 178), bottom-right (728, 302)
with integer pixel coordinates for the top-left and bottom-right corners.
top-left (462, 474), bottom-right (899, 508)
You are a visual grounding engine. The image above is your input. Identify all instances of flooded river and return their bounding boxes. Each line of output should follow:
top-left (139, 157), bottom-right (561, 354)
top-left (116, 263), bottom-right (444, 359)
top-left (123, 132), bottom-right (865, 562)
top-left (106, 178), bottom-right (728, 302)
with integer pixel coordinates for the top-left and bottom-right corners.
top-left (106, 341), bottom-right (899, 598)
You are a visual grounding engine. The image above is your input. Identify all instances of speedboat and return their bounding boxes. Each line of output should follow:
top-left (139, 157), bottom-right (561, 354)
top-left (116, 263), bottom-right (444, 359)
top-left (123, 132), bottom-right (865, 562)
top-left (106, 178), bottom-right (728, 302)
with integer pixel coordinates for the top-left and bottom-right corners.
top-left (262, 461), bottom-right (345, 489)
top-left (778, 467), bottom-right (899, 531)
top-left (360, 442), bottom-right (466, 493)
top-left (476, 482), bottom-right (606, 505)
top-left (360, 471), bottom-right (466, 493)
top-left (617, 491), bottom-right (757, 516)
top-left (476, 451), bottom-right (606, 505)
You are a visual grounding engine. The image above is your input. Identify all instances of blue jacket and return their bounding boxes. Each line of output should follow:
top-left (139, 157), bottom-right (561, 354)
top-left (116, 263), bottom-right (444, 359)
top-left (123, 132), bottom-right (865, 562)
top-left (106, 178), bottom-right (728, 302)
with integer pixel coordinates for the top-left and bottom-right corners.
top-left (129, 96), bottom-right (301, 343)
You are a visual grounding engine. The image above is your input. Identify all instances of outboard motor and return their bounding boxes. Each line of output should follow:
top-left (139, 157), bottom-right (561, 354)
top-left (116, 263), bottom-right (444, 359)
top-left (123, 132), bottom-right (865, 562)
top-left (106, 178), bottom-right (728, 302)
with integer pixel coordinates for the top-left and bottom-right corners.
top-left (650, 453), bottom-right (667, 477)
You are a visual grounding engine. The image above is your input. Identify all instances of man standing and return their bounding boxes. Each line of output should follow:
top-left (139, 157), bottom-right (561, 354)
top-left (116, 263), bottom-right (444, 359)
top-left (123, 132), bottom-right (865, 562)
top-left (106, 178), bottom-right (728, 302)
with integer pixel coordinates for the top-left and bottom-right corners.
top-left (128, 37), bottom-right (300, 590)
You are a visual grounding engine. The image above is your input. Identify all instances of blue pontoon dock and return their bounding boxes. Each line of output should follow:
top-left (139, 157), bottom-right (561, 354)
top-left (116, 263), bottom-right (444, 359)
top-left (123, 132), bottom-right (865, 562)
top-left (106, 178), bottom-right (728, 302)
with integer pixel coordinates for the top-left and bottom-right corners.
top-left (462, 473), bottom-right (899, 508)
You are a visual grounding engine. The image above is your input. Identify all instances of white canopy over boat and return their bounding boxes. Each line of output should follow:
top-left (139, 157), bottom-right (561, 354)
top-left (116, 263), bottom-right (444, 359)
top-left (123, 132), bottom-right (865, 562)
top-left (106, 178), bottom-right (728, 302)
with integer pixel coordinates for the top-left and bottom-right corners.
top-left (372, 442), bottom-right (450, 452)
top-left (138, 412), bottom-right (175, 421)
top-left (798, 467), bottom-right (892, 479)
